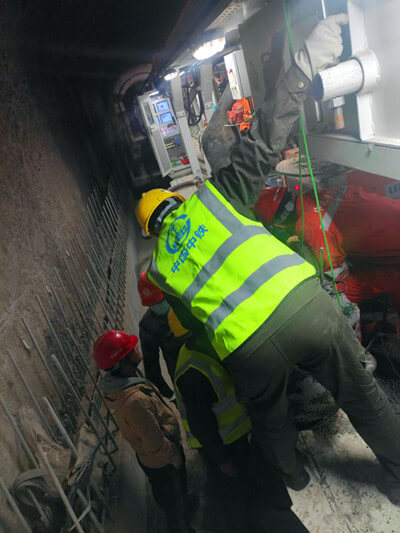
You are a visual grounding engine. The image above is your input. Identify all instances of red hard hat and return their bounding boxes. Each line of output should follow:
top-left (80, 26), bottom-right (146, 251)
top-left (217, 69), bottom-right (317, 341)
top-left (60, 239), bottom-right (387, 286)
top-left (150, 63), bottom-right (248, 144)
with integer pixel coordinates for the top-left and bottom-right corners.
top-left (93, 330), bottom-right (139, 370)
top-left (254, 186), bottom-right (287, 225)
top-left (138, 271), bottom-right (164, 307)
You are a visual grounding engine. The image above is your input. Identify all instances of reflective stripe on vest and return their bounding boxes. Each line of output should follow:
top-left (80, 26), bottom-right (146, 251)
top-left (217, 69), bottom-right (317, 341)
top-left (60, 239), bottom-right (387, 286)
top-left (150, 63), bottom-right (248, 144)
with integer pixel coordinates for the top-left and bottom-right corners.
top-left (322, 184), bottom-right (347, 231)
top-left (149, 180), bottom-right (316, 360)
top-left (174, 346), bottom-right (251, 448)
top-left (183, 410), bottom-right (250, 443)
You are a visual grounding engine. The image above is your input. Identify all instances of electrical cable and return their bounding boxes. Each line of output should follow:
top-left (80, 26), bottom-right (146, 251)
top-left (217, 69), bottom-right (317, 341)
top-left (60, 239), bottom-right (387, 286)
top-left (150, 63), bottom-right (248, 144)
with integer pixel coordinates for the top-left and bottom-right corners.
top-left (282, 0), bottom-right (341, 307)
top-left (185, 87), bottom-right (204, 126)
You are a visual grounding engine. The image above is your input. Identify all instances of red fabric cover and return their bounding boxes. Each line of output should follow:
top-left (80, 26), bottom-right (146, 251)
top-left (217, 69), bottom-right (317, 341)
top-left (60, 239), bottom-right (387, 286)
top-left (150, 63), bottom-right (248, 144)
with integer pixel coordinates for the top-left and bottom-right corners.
top-left (295, 185), bottom-right (400, 269)
top-left (340, 269), bottom-right (400, 312)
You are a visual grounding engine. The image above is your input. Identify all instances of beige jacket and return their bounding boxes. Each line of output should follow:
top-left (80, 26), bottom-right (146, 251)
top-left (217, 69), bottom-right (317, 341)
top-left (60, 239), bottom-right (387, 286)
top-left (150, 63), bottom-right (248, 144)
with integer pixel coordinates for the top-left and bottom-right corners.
top-left (104, 382), bottom-right (181, 468)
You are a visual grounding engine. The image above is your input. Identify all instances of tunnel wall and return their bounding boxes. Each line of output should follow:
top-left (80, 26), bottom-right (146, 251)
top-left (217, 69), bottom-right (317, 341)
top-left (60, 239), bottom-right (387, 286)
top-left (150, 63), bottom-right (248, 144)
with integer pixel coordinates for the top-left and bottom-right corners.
top-left (0, 7), bottom-right (90, 531)
top-left (0, 2), bottom-right (146, 529)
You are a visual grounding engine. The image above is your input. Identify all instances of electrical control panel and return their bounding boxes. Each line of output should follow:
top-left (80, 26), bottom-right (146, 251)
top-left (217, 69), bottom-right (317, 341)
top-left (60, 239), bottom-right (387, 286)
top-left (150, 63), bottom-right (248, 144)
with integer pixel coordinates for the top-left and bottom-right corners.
top-left (223, 49), bottom-right (252, 100)
top-left (138, 91), bottom-right (189, 176)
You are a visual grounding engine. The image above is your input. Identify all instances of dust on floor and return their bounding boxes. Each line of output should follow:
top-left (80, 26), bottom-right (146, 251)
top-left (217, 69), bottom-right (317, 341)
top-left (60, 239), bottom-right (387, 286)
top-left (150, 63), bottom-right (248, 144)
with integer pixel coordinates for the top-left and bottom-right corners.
top-left (147, 406), bottom-right (400, 533)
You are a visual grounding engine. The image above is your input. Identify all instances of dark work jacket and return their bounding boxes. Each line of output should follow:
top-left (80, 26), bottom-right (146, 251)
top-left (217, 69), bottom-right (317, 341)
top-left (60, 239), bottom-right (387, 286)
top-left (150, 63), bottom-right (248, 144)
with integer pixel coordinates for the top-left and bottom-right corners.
top-left (175, 333), bottom-right (241, 465)
top-left (176, 368), bottom-right (227, 464)
top-left (139, 309), bottom-right (184, 395)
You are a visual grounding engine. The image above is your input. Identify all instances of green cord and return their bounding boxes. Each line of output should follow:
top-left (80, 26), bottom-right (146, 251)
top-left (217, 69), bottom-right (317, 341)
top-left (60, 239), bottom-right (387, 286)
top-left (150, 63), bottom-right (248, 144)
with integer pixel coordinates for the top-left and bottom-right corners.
top-left (299, 114), bottom-right (341, 306)
top-left (298, 124), bottom-right (304, 257)
top-left (282, 0), bottom-right (341, 307)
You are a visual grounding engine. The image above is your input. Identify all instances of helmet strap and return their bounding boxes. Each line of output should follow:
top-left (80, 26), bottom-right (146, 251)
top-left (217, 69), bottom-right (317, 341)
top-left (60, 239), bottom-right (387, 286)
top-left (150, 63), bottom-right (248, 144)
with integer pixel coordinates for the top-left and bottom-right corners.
top-left (149, 197), bottom-right (182, 235)
top-left (151, 299), bottom-right (170, 316)
top-left (102, 360), bottom-right (122, 375)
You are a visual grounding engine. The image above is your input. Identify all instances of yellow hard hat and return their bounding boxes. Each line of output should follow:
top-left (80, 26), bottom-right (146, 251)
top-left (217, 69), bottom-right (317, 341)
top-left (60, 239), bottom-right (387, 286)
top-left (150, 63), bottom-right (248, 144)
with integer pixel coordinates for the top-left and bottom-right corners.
top-left (135, 189), bottom-right (186, 236)
top-left (168, 308), bottom-right (189, 338)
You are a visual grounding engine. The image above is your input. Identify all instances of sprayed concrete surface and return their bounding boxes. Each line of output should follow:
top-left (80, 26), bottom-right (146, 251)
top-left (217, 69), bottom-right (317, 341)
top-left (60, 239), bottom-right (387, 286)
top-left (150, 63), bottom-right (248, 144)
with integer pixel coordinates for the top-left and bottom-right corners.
top-left (0, 2), bottom-right (137, 529)
top-left (144, 392), bottom-right (400, 533)
top-left (293, 409), bottom-right (400, 533)
top-left (0, 4), bottom-right (90, 529)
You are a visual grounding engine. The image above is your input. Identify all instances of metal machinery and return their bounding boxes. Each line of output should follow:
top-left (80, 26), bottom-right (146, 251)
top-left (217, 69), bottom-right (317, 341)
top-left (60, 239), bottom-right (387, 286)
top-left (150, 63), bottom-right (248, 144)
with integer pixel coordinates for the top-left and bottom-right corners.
top-left (240, 0), bottom-right (400, 181)
top-left (141, 0), bottom-right (400, 185)
top-left (224, 49), bottom-right (252, 100)
top-left (138, 90), bottom-right (202, 180)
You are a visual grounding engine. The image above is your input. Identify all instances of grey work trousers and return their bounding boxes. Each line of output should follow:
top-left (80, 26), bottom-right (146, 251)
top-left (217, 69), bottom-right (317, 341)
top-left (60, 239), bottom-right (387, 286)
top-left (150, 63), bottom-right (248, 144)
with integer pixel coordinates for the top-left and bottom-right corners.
top-left (225, 289), bottom-right (400, 479)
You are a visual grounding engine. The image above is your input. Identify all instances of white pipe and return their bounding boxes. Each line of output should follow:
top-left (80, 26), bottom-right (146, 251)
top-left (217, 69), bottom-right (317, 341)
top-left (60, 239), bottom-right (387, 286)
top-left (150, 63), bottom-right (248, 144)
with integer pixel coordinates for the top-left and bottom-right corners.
top-left (42, 396), bottom-right (79, 458)
top-left (77, 490), bottom-right (104, 533)
top-left (0, 475), bottom-right (32, 533)
top-left (314, 49), bottom-right (380, 103)
top-left (37, 446), bottom-right (85, 533)
top-left (315, 59), bottom-right (363, 102)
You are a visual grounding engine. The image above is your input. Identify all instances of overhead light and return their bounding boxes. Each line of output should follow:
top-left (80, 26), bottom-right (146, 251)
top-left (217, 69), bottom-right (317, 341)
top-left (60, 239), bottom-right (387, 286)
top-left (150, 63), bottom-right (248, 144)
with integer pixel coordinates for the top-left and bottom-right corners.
top-left (193, 36), bottom-right (226, 61)
top-left (164, 69), bottom-right (178, 81)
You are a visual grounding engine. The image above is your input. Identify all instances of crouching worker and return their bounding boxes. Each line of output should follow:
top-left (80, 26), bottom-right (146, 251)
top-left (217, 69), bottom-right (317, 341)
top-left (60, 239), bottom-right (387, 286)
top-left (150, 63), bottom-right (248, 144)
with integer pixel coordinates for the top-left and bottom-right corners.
top-left (93, 330), bottom-right (194, 533)
top-left (169, 313), bottom-right (308, 533)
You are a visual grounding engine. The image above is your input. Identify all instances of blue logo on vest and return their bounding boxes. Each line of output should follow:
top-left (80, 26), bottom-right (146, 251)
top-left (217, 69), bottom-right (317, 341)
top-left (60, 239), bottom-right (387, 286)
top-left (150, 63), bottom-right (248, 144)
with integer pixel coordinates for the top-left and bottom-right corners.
top-left (166, 215), bottom-right (191, 254)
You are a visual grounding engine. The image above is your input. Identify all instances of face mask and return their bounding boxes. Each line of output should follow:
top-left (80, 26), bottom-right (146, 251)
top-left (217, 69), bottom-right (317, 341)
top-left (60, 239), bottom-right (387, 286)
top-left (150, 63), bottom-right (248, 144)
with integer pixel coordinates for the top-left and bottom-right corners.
top-left (151, 299), bottom-right (170, 316)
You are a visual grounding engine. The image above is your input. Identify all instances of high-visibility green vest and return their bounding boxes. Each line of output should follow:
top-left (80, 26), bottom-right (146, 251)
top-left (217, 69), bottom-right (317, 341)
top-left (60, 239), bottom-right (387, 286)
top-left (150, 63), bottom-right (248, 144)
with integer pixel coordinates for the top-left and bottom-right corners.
top-left (174, 345), bottom-right (251, 448)
top-left (148, 180), bottom-right (316, 360)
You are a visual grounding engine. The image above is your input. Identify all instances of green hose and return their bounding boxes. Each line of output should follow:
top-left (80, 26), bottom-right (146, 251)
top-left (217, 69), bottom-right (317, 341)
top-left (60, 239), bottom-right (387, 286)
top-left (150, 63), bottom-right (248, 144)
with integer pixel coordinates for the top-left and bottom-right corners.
top-left (282, 0), bottom-right (341, 307)
top-left (298, 127), bottom-right (305, 257)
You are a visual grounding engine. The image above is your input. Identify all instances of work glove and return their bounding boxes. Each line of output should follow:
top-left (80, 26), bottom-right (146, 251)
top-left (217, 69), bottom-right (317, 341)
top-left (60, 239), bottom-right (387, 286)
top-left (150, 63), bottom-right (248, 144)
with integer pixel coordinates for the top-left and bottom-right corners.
top-left (219, 462), bottom-right (238, 478)
top-left (295, 13), bottom-right (349, 80)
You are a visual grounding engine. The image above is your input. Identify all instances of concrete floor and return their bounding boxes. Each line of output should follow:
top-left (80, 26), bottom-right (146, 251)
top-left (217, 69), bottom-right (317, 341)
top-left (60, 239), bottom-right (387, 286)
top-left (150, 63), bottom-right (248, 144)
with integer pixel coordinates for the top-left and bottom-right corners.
top-left (293, 410), bottom-right (400, 533)
top-left (289, 374), bottom-right (400, 533)
top-left (143, 376), bottom-right (400, 533)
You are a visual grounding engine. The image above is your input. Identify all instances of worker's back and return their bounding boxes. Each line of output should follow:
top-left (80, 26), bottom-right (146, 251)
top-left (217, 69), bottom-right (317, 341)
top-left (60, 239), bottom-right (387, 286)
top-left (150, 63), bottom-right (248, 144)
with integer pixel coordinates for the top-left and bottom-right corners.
top-left (104, 381), bottom-right (180, 468)
top-left (148, 180), bottom-right (316, 360)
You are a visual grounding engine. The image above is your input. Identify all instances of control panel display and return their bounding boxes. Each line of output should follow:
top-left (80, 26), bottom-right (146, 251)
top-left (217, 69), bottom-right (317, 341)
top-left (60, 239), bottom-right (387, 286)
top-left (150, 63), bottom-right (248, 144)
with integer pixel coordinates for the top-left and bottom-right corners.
top-left (160, 111), bottom-right (173, 124)
top-left (156, 100), bottom-right (170, 112)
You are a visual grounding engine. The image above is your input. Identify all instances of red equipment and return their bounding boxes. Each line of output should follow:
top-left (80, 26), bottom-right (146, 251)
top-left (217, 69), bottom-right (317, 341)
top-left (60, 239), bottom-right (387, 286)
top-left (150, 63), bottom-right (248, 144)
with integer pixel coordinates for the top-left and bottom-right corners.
top-left (138, 271), bottom-right (164, 306)
top-left (227, 101), bottom-right (244, 124)
top-left (255, 180), bottom-right (400, 314)
top-left (294, 185), bottom-right (400, 268)
top-left (93, 330), bottom-right (139, 370)
top-left (227, 97), bottom-right (254, 133)
top-left (179, 154), bottom-right (190, 165)
top-left (339, 269), bottom-right (400, 311)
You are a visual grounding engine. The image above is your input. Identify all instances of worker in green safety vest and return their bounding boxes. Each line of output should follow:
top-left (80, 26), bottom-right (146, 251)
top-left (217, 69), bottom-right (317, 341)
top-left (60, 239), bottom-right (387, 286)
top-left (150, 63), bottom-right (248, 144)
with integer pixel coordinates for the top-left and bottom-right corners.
top-left (170, 312), bottom-right (308, 532)
top-left (136, 16), bottom-right (400, 503)
top-left (175, 345), bottom-right (252, 451)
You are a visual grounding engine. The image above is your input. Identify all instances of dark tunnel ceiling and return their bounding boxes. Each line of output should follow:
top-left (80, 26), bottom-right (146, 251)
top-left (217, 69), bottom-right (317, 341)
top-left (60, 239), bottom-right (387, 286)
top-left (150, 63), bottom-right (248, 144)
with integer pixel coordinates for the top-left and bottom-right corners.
top-left (22, 0), bottom-right (188, 82)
